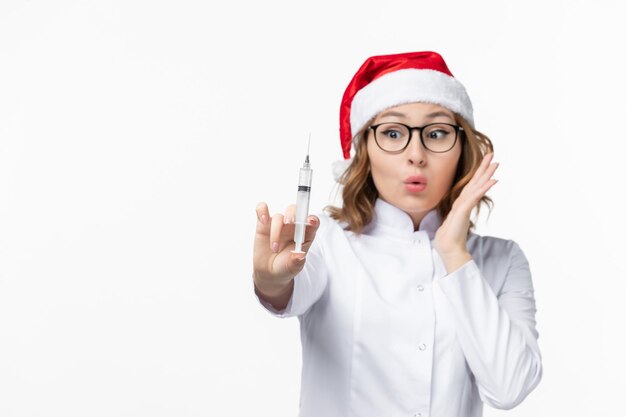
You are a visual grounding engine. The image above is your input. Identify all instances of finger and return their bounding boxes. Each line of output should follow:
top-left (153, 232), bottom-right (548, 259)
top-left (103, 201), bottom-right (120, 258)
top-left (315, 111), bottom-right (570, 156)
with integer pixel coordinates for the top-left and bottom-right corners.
top-left (484, 161), bottom-right (499, 182)
top-left (303, 215), bottom-right (321, 243)
top-left (269, 213), bottom-right (285, 253)
top-left (469, 153), bottom-right (494, 185)
top-left (457, 157), bottom-right (497, 209)
top-left (255, 202), bottom-right (271, 235)
top-left (481, 152), bottom-right (494, 168)
top-left (284, 204), bottom-right (297, 224)
top-left (286, 215), bottom-right (321, 256)
top-left (469, 174), bottom-right (498, 206)
top-left (475, 161), bottom-right (499, 188)
top-left (468, 168), bottom-right (498, 201)
top-left (479, 178), bottom-right (498, 194)
top-left (285, 250), bottom-right (308, 276)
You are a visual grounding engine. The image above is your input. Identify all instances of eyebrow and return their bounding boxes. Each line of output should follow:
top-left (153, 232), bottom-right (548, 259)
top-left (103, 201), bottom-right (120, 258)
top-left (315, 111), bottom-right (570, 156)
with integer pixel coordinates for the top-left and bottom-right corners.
top-left (423, 111), bottom-right (454, 120)
top-left (377, 110), bottom-right (455, 121)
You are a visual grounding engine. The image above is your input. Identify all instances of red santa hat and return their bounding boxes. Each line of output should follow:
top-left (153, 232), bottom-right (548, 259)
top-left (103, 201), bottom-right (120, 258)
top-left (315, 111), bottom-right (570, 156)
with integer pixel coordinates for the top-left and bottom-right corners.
top-left (338, 51), bottom-right (474, 162)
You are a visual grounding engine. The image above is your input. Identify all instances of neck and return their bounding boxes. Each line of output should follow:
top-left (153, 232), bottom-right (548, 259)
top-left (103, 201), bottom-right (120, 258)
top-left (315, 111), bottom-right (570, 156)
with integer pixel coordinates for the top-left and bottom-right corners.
top-left (409, 211), bottom-right (428, 231)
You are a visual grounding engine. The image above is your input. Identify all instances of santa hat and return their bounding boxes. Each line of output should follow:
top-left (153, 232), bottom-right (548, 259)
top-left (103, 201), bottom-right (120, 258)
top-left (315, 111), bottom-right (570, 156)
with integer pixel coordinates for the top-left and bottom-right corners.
top-left (335, 51), bottom-right (474, 176)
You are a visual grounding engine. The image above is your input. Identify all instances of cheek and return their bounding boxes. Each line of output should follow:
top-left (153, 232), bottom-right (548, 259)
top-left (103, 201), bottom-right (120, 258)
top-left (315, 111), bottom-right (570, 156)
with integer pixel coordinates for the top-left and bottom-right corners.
top-left (367, 148), bottom-right (395, 183)
top-left (439, 152), bottom-right (462, 188)
top-left (429, 148), bottom-right (461, 191)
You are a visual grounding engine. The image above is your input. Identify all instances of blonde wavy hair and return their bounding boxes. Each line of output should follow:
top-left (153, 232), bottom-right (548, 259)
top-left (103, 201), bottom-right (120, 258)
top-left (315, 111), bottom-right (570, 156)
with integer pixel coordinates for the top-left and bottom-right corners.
top-left (326, 114), bottom-right (494, 233)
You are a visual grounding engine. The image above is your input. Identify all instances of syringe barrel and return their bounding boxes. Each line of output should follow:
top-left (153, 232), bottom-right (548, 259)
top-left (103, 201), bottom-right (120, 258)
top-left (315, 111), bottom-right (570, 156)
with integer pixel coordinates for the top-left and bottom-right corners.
top-left (294, 166), bottom-right (312, 250)
top-left (294, 189), bottom-right (311, 238)
top-left (298, 167), bottom-right (312, 187)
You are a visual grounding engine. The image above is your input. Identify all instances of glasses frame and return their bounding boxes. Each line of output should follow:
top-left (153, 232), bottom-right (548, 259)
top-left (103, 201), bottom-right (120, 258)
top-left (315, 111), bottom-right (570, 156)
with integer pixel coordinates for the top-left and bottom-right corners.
top-left (369, 122), bottom-right (464, 154)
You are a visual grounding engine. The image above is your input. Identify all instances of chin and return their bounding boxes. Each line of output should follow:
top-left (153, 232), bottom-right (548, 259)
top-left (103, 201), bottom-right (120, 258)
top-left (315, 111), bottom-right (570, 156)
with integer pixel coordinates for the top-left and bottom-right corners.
top-left (393, 196), bottom-right (438, 215)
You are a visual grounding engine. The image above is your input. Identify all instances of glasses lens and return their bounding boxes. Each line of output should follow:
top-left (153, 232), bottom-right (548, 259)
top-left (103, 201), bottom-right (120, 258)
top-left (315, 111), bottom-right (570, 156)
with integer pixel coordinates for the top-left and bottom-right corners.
top-left (422, 123), bottom-right (457, 152)
top-left (374, 123), bottom-right (410, 152)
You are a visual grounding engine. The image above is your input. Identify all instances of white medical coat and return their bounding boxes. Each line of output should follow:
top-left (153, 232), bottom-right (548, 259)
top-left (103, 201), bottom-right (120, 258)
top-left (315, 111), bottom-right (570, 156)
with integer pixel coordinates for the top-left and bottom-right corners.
top-left (255, 199), bottom-right (542, 417)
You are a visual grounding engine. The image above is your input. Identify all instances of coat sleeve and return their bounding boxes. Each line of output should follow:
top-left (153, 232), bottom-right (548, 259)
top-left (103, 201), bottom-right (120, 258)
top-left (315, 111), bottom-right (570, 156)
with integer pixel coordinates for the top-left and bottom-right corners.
top-left (434, 240), bottom-right (543, 410)
top-left (254, 217), bottom-right (329, 318)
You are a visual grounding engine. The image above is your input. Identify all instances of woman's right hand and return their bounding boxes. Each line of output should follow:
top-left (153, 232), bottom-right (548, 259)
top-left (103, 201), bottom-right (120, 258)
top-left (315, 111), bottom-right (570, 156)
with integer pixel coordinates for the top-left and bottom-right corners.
top-left (253, 202), bottom-right (320, 302)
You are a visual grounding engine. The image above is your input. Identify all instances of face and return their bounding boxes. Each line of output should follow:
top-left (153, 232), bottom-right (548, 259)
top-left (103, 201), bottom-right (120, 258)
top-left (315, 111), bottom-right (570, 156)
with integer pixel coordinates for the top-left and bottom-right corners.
top-left (366, 102), bottom-right (462, 228)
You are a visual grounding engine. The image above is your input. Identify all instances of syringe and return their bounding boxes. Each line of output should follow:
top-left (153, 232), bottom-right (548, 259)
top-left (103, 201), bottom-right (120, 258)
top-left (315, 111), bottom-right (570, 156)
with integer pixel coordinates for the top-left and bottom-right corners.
top-left (293, 138), bottom-right (313, 253)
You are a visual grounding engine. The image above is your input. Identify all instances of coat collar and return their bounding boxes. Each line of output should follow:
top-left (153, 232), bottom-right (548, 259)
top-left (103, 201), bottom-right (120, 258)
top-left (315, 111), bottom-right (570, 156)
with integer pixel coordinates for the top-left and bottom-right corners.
top-left (364, 199), bottom-right (441, 241)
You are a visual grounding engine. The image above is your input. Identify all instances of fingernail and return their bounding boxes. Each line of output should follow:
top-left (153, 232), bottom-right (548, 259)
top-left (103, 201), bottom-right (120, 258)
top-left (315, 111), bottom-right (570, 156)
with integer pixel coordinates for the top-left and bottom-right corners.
top-left (296, 256), bottom-right (306, 263)
top-left (260, 214), bottom-right (267, 225)
top-left (271, 242), bottom-right (279, 253)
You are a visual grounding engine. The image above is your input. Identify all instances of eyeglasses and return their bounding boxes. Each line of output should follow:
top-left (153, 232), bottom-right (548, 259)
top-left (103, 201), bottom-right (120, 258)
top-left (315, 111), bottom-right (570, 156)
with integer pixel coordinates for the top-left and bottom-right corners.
top-left (369, 122), bottom-right (463, 153)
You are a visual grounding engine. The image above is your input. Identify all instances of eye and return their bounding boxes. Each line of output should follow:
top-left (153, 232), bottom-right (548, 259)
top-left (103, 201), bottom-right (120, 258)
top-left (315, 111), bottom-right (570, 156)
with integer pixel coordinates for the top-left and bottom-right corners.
top-left (427, 130), bottom-right (447, 140)
top-left (378, 124), bottom-right (407, 141)
top-left (424, 124), bottom-right (455, 140)
top-left (382, 129), bottom-right (402, 140)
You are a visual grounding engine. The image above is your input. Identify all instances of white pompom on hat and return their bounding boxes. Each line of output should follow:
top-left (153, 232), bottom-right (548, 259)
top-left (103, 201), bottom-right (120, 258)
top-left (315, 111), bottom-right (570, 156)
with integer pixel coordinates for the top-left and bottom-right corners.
top-left (335, 51), bottom-right (474, 180)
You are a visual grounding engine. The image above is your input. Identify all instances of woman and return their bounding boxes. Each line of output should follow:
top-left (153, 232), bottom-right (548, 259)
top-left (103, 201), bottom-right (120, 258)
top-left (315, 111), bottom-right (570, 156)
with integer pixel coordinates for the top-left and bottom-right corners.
top-left (252, 51), bottom-right (542, 417)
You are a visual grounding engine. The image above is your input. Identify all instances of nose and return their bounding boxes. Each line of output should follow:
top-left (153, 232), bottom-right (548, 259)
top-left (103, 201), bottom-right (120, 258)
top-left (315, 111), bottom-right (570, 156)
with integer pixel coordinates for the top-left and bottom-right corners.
top-left (406, 132), bottom-right (427, 167)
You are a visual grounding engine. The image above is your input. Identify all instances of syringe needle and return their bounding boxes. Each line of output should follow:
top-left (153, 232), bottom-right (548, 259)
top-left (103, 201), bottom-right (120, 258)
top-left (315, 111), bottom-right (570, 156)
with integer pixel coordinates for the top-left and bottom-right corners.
top-left (304, 134), bottom-right (311, 165)
top-left (305, 134), bottom-right (311, 163)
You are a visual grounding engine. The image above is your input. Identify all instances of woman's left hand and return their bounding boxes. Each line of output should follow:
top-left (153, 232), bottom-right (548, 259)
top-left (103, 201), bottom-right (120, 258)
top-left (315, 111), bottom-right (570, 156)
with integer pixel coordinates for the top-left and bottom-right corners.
top-left (434, 152), bottom-right (499, 272)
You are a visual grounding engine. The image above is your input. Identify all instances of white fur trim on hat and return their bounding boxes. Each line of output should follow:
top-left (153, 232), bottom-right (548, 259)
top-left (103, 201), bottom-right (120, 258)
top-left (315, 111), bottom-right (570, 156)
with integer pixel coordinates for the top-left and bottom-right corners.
top-left (332, 158), bottom-right (352, 182)
top-left (350, 68), bottom-right (474, 136)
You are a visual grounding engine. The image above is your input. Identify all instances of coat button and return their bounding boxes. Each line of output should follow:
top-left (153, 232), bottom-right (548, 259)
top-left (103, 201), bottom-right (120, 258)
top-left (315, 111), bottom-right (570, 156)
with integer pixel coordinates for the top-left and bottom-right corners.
top-left (417, 285), bottom-right (424, 292)
top-left (418, 343), bottom-right (426, 351)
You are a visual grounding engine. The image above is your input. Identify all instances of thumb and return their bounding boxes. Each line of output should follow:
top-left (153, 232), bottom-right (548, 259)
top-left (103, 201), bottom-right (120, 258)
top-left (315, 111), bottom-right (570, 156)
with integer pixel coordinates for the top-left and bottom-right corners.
top-left (285, 250), bottom-right (307, 277)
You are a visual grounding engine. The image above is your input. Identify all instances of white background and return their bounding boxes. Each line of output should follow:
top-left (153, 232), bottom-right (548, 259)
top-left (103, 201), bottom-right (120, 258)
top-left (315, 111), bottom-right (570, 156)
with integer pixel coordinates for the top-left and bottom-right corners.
top-left (1, 0), bottom-right (625, 416)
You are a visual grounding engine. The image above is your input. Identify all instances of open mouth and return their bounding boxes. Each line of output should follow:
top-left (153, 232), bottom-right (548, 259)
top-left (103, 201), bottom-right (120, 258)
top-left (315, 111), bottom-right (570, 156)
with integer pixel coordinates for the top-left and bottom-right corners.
top-left (404, 176), bottom-right (427, 192)
top-left (404, 176), bottom-right (427, 186)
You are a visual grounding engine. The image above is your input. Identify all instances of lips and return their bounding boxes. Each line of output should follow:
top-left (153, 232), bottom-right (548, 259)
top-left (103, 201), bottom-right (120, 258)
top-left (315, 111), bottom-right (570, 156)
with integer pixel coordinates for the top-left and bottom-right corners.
top-left (404, 176), bottom-right (427, 193)
top-left (404, 176), bottom-right (427, 185)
